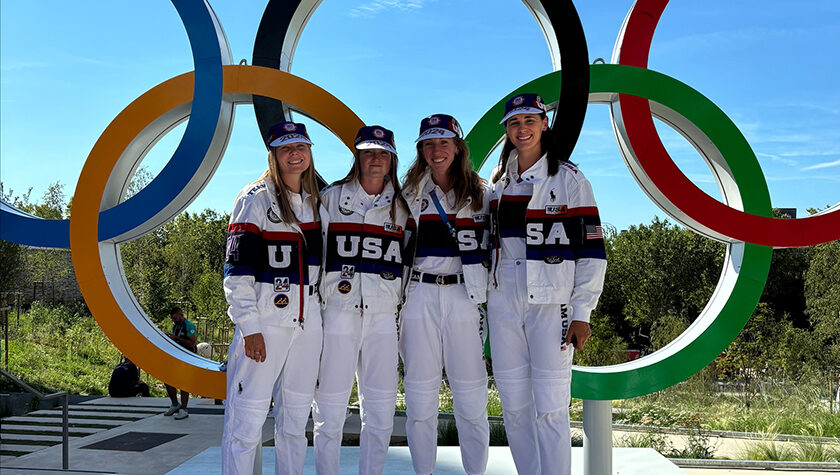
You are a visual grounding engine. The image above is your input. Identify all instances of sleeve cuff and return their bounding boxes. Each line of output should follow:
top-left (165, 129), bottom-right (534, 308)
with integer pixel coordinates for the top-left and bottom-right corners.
top-left (236, 316), bottom-right (261, 337)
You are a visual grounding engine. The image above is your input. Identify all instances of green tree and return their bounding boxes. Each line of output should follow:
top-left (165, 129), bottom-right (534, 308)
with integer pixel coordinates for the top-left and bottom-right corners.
top-left (604, 218), bottom-right (724, 351)
top-left (805, 238), bottom-right (840, 374)
top-left (0, 183), bottom-right (28, 293)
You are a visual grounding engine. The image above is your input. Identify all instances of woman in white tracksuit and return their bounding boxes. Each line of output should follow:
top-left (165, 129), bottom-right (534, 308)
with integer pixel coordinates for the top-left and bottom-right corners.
top-left (221, 122), bottom-right (324, 475)
top-left (400, 114), bottom-right (491, 475)
top-left (313, 126), bottom-right (409, 475)
top-left (488, 94), bottom-right (607, 475)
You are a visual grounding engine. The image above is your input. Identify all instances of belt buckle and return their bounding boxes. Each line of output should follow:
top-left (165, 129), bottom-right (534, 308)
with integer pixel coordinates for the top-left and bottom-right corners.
top-left (435, 274), bottom-right (446, 286)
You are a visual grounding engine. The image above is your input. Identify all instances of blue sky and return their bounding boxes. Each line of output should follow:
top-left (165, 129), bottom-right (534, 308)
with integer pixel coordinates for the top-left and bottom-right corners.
top-left (2, 1), bottom-right (839, 233)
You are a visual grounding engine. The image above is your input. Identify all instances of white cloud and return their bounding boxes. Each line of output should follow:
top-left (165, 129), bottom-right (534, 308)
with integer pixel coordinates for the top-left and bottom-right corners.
top-left (756, 152), bottom-right (797, 167)
top-left (349, 0), bottom-right (430, 18)
top-left (803, 159), bottom-right (840, 171)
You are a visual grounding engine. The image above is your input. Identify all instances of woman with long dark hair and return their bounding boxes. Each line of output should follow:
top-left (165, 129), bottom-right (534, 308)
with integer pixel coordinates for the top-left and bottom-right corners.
top-left (221, 122), bottom-right (324, 475)
top-left (488, 94), bottom-right (607, 475)
top-left (313, 126), bottom-right (408, 475)
top-left (401, 114), bottom-right (491, 475)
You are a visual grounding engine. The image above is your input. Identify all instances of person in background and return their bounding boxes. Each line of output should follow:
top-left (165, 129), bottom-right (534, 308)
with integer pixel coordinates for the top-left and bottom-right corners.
top-left (164, 306), bottom-right (196, 420)
top-left (488, 93), bottom-right (607, 475)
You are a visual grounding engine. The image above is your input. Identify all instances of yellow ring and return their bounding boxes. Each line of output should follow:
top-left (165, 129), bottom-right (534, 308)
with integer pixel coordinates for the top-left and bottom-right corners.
top-left (70, 65), bottom-right (364, 399)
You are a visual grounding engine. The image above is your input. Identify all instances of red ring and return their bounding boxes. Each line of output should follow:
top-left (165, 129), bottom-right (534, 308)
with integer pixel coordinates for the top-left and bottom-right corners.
top-left (617, 0), bottom-right (840, 248)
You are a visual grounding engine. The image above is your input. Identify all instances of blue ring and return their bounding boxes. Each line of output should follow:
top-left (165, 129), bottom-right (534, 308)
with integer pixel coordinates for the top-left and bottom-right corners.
top-left (0, 0), bottom-right (224, 248)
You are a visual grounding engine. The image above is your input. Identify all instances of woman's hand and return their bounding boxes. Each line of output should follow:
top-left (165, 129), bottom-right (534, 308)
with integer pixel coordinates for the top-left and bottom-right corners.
top-left (566, 321), bottom-right (591, 350)
top-left (244, 333), bottom-right (267, 362)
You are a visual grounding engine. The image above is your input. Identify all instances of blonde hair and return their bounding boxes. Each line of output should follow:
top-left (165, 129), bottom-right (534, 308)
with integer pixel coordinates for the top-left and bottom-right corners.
top-left (263, 146), bottom-right (321, 224)
top-left (403, 137), bottom-right (482, 212)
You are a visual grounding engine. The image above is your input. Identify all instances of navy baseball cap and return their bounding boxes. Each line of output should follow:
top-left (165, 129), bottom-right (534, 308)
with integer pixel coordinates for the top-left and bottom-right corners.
top-left (415, 114), bottom-right (463, 143)
top-left (354, 126), bottom-right (397, 155)
top-left (266, 122), bottom-right (313, 147)
top-left (500, 93), bottom-right (547, 124)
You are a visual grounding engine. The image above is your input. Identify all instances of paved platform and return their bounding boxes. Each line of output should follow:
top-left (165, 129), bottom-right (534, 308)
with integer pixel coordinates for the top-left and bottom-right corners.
top-left (169, 446), bottom-right (680, 474)
top-left (2, 396), bottom-right (836, 474)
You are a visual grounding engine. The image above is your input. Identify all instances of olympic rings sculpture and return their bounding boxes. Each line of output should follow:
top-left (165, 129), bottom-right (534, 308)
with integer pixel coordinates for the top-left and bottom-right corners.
top-left (0, 0), bottom-right (837, 400)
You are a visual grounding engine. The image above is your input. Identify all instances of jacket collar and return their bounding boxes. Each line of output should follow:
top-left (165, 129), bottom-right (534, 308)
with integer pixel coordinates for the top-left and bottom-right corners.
top-left (339, 177), bottom-right (395, 215)
top-left (506, 150), bottom-right (548, 185)
top-left (263, 176), bottom-right (312, 223)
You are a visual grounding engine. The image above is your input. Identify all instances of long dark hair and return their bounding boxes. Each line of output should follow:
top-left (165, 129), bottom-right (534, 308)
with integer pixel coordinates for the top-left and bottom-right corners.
top-left (403, 137), bottom-right (483, 212)
top-left (490, 114), bottom-right (571, 183)
top-left (333, 150), bottom-right (408, 223)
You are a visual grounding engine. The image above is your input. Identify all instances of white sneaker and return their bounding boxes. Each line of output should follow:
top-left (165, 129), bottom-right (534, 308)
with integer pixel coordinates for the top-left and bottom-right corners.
top-left (174, 408), bottom-right (189, 420)
top-left (164, 404), bottom-right (180, 416)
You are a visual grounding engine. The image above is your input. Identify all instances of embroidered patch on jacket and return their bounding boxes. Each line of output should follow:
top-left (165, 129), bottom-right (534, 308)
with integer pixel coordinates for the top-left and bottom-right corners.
top-left (273, 293), bottom-right (289, 309)
top-left (420, 198), bottom-right (429, 212)
top-left (585, 225), bottom-right (604, 240)
top-left (380, 271), bottom-right (396, 281)
top-left (339, 206), bottom-right (354, 216)
top-left (544, 255), bottom-right (564, 264)
top-left (274, 277), bottom-right (290, 292)
top-left (545, 205), bottom-right (567, 215)
top-left (266, 208), bottom-right (282, 223)
top-left (340, 265), bottom-right (355, 279)
top-left (472, 214), bottom-right (487, 223)
top-left (383, 222), bottom-right (403, 234)
top-left (338, 280), bottom-right (352, 294)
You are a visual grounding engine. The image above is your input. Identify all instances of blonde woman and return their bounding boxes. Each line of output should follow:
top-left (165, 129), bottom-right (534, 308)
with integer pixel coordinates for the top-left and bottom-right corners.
top-left (221, 122), bottom-right (324, 475)
top-left (401, 114), bottom-right (491, 475)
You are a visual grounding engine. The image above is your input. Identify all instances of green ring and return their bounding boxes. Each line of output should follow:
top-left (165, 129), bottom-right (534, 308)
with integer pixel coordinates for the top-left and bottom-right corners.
top-left (468, 64), bottom-right (772, 400)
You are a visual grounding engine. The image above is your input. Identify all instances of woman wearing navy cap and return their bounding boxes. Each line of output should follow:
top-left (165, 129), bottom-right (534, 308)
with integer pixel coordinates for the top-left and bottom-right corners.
top-left (221, 122), bottom-right (324, 475)
top-left (313, 126), bottom-right (408, 475)
top-left (401, 114), bottom-right (491, 475)
top-left (488, 94), bottom-right (607, 475)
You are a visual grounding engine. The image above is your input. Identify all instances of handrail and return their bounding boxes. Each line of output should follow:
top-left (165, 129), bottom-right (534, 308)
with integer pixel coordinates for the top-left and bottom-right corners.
top-left (0, 368), bottom-right (69, 469)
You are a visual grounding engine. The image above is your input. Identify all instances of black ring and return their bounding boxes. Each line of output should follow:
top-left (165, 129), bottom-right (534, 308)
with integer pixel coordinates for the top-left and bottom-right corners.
top-left (252, 0), bottom-right (589, 162)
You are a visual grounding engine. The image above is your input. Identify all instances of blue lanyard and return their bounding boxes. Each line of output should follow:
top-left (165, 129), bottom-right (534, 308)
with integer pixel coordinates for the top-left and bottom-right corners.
top-left (429, 189), bottom-right (457, 240)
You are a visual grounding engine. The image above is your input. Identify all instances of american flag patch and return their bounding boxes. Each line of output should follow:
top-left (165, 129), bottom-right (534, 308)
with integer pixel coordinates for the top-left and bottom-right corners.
top-left (585, 225), bottom-right (603, 240)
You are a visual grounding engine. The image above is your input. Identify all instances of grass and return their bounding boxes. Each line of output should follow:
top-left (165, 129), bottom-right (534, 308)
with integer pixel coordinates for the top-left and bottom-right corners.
top-left (1, 302), bottom-right (167, 398)
top-left (612, 370), bottom-right (840, 439)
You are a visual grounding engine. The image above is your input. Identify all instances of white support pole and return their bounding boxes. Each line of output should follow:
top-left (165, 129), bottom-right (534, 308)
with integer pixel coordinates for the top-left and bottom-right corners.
top-left (583, 399), bottom-right (612, 475)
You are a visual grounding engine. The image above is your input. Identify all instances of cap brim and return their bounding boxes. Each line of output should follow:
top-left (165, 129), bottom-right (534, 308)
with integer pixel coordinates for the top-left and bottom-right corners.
top-left (356, 140), bottom-right (397, 155)
top-left (414, 128), bottom-right (457, 143)
top-left (269, 134), bottom-right (313, 147)
top-left (500, 106), bottom-right (546, 124)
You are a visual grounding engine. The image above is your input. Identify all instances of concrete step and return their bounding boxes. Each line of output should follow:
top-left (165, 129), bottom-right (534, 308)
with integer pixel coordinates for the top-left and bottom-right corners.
top-left (28, 409), bottom-right (146, 420)
top-left (67, 404), bottom-right (162, 414)
top-left (0, 454), bottom-right (18, 464)
top-left (0, 443), bottom-right (47, 454)
top-left (0, 424), bottom-right (104, 435)
top-left (0, 433), bottom-right (79, 443)
top-left (1, 416), bottom-right (125, 427)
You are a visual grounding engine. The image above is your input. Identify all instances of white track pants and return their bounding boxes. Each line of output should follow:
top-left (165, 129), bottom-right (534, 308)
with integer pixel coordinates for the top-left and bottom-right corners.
top-left (313, 308), bottom-right (398, 475)
top-left (488, 259), bottom-right (573, 475)
top-left (222, 301), bottom-right (323, 475)
top-left (399, 282), bottom-right (489, 475)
